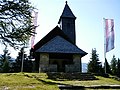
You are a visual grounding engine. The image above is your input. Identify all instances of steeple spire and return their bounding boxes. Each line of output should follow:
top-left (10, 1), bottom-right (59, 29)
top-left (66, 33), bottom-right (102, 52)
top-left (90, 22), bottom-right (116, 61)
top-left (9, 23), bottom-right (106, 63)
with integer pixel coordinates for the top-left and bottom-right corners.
top-left (58, 1), bottom-right (76, 23)
top-left (58, 1), bottom-right (76, 44)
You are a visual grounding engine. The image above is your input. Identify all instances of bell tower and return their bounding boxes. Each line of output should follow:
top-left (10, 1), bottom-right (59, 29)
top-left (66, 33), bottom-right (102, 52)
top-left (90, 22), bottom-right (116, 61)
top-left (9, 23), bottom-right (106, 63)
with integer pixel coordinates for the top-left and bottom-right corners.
top-left (58, 1), bottom-right (76, 44)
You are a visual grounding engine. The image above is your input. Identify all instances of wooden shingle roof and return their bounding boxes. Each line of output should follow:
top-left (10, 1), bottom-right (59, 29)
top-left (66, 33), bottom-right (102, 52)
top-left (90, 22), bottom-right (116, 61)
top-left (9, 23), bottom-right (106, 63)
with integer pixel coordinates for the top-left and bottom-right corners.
top-left (36, 36), bottom-right (87, 57)
top-left (33, 26), bottom-right (73, 52)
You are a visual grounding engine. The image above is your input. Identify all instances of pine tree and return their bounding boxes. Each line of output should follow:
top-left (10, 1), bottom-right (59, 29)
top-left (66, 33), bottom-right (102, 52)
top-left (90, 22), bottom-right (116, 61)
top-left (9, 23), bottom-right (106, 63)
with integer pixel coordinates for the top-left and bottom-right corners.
top-left (117, 58), bottom-right (120, 77)
top-left (110, 55), bottom-right (117, 75)
top-left (0, 48), bottom-right (11, 72)
top-left (88, 48), bottom-right (103, 74)
top-left (13, 48), bottom-right (32, 72)
top-left (104, 58), bottom-right (112, 74)
top-left (0, 0), bottom-right (35, 49)
top-left (2, 58), bottom-right (10, 73)
top-left (12, 48), bottom-right (23, 72)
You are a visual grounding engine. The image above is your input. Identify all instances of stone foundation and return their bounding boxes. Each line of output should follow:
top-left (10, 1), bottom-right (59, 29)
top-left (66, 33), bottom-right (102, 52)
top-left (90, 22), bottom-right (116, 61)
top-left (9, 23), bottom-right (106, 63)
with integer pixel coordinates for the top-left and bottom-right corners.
top-left (39, 53), bottom-right (81, 73)
top-left (39, 53), bottom-right (49, 72)
top-left (65, 54), bottom-right (81, 72)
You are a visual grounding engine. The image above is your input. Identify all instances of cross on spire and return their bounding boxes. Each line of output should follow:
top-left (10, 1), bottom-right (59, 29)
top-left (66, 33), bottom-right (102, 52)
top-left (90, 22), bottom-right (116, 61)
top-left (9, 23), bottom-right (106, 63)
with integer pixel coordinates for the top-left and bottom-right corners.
top-left (65, 1), bottom-right (67, 4)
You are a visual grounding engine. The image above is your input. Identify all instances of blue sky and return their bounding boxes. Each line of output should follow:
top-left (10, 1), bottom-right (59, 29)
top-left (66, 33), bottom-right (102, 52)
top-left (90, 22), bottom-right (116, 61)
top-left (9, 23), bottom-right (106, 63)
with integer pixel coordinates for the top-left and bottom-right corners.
top-left (0, 0), bottom-right (120, 64)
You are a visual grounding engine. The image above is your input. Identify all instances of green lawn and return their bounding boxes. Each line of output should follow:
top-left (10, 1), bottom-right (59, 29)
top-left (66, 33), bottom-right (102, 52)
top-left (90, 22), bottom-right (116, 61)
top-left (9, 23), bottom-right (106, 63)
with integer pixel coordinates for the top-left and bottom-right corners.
top-left (0, 73), bottom-right (120, 90)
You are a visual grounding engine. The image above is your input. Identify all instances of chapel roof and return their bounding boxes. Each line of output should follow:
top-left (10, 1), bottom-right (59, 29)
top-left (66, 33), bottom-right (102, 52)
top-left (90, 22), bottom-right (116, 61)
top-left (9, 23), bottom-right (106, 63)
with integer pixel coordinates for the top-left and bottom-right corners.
top-left (33, 26), bottom-right (73, 52)
top-left (36, 36), bottom-right (87, 57)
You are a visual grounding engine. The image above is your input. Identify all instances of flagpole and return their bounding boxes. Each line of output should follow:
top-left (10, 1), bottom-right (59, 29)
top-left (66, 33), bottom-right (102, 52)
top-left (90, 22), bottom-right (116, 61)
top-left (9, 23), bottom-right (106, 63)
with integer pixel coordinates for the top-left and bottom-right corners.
top-left (103, 18), bottom-right (115, 74)
top-left (103, 18), bottom-right (107, 74)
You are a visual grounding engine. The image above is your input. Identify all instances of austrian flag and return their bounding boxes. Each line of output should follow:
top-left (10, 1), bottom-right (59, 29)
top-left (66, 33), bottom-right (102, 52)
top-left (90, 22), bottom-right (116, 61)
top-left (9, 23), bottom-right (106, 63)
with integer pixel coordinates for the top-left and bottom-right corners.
top-left (105, 19), bottom-right (115, 52)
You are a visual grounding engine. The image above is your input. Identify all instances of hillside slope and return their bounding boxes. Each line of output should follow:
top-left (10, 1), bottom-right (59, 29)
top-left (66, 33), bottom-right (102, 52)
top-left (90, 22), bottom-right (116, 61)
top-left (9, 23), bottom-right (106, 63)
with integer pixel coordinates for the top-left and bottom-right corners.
top-left (0, 73), bottom-right (120, 90)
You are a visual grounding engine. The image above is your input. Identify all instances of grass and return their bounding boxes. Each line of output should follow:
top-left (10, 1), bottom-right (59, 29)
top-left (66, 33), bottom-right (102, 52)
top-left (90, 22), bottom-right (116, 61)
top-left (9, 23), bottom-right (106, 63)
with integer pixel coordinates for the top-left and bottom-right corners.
top-left (0, 73), bottom-right (58, 90)
top-left (0, 73), bottom-right (120, 90)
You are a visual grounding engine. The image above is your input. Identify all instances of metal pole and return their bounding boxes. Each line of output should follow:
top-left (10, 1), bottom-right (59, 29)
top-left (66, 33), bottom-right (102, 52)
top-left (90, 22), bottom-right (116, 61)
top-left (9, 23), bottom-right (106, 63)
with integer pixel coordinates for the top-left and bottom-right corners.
top-left (103, 18), bottom-right (107, 74)
top-left (21, 47), bottom-right (24, 72)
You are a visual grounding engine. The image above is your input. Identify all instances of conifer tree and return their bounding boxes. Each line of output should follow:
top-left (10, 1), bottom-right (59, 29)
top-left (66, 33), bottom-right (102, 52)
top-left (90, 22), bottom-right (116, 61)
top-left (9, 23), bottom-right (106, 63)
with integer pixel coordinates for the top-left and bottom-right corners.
top-left (2, 58), bottom-right (10, 73)
top-left (110, 55), bottom-right (117, 75)
top-left (13, 48), bottom-right (32, 72)
top-left (0, 0), bottom-right (35, 49)
top-left (117, 58), bottom-right (120, 77)
top-left (12, 48), bottom-right (23, 72)
top-left (88, 48), bottom-right (103, 74)
top-left (0, 48), bottom-right (11, 72)
top-left (104, 58), bottom-right (112, 74)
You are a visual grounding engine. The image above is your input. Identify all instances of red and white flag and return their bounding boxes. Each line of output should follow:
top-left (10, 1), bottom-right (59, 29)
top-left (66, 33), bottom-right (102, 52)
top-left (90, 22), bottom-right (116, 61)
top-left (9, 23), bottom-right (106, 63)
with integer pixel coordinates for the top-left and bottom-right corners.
top-left (31, 11), bottom-right (38, 48)
top-left (104, 19), bottom-right (114, 53)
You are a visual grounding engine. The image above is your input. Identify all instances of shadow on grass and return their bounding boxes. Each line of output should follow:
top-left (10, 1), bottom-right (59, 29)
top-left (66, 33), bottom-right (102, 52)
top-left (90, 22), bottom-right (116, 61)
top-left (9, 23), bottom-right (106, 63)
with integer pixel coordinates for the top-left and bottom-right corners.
top-left (22, 73), bottom-right (120, 90)
top-left (23, 73), bottom-right (86, 90)
top-left (23, 73), bottom-right (67, 85)
top-left (58, 85), bottom-right (86, 90)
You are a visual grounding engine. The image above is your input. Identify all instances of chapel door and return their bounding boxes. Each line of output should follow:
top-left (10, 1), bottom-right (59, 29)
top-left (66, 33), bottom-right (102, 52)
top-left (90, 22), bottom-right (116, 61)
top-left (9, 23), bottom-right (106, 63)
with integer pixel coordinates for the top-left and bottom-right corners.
top-left (57, 61), bottom-right (65, 72)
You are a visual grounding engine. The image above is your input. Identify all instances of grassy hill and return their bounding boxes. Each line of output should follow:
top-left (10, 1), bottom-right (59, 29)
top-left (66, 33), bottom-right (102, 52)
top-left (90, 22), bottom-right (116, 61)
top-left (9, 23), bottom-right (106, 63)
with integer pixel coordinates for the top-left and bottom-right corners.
top-left (0, 73), bottom-right (120, 90)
